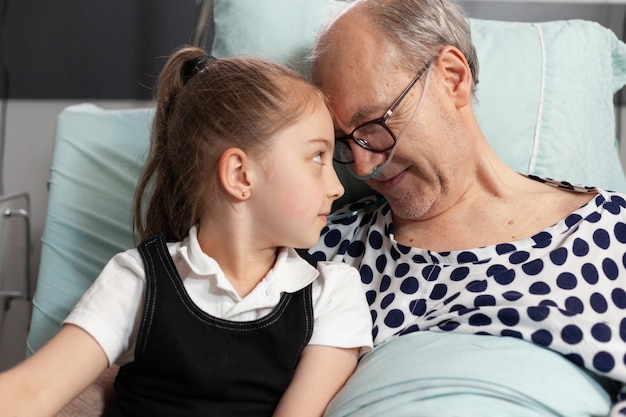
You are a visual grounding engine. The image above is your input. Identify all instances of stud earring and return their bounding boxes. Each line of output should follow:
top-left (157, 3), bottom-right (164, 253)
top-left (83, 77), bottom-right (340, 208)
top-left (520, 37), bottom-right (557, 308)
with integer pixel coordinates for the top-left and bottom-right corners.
top-left (241, 190), bottom-right (249, 198)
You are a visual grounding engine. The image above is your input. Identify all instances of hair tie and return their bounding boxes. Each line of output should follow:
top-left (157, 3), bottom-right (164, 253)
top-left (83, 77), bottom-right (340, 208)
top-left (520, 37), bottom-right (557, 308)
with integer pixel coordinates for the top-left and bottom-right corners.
top-left (181, 55), bottom-right (216, 84)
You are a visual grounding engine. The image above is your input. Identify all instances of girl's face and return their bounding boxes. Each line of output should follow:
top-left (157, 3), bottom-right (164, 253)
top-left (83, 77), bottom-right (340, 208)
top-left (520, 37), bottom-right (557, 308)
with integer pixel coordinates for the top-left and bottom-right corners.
top-left (250, 102), bottom-right (344, 249)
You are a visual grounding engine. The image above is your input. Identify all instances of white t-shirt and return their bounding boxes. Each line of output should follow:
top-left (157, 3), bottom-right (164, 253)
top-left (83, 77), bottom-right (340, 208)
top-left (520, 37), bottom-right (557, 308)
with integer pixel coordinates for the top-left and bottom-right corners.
top-left (64, 226), bottom-right (373, 366)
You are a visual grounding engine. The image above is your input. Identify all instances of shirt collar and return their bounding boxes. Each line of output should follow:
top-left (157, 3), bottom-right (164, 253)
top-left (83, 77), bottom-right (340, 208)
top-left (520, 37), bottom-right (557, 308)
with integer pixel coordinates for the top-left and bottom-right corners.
top-left (176, 226), bottom-right (319, 293)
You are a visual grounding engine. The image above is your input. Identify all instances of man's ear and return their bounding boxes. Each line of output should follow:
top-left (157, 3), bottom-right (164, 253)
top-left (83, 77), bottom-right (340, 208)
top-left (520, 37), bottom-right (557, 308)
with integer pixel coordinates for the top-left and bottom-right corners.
top-left (437, 45), bottom-right (473, 108)
top-left (218, 147), bottom-right (252, 200)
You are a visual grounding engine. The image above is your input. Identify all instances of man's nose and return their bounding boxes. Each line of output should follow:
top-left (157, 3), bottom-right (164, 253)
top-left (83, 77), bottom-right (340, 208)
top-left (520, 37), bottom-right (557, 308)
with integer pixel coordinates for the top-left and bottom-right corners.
top-left (349, 143), bottom-right (387, 178)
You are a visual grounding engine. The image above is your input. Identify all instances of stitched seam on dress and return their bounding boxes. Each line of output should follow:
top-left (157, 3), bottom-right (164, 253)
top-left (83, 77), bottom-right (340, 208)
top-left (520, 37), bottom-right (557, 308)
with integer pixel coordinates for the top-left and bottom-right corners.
top-left (528, 23), bottom-right (546, 175)
top-left (136, 235), bottom-right (159, 360)
top-left (153, 235), bottom-right (294, 331)
top-left (303, 284), bottom-right (314, 345)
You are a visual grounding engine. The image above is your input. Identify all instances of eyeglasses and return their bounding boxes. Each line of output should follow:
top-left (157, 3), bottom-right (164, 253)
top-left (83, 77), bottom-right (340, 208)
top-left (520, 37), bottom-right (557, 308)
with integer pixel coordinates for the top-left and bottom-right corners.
top-left (334, 59), bottom-right (434, 165)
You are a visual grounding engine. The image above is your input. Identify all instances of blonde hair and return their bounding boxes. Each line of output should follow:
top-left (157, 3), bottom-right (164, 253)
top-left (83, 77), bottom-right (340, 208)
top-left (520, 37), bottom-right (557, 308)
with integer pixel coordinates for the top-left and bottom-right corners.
top-left (133, 46), bottom-right (327, 241)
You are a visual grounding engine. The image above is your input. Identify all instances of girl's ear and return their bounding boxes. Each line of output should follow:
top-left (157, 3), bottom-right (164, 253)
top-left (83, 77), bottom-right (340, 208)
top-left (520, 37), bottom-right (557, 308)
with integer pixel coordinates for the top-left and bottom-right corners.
top-left (436, 45), bottom-right (473, 108)
top-left (218, 147), bottom-right (252, 200)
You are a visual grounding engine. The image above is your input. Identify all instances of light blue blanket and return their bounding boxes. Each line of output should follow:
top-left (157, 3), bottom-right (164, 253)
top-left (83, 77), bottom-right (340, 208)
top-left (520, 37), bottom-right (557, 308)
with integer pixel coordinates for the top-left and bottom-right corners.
top-left (325, 332), bottom-right (611, 417)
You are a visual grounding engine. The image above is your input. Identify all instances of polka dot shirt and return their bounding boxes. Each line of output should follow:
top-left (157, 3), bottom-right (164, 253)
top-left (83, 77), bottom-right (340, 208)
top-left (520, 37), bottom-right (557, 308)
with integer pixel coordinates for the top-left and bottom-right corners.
top-left (311, 179), bottom-right (626, 390)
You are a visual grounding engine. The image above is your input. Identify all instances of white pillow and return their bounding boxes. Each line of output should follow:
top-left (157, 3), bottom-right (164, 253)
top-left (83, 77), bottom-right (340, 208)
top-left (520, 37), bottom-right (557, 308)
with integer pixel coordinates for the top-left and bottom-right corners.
top-left (211, 0), bottom-right (626, 193)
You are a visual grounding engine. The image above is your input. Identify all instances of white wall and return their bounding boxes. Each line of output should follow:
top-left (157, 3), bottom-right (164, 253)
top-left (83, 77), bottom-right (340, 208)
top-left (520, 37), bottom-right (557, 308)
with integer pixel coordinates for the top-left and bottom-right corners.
top-left (1, 3), bottom-right (626, 371)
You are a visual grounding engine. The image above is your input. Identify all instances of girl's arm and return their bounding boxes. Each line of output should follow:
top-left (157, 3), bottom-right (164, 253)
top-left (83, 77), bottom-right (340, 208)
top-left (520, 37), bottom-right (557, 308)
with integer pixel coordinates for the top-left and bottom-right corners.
top-left (272, 344), bottom-right (359, 417)
top-left (56, 365), bottom-right (119, 417)
top-left (0, 324), bottom-right (109, 417)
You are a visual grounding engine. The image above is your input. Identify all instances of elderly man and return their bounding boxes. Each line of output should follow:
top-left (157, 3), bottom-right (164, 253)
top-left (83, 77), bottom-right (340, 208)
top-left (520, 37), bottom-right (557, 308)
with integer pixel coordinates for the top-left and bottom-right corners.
top-left (308, 0), bottom-right (626, 415)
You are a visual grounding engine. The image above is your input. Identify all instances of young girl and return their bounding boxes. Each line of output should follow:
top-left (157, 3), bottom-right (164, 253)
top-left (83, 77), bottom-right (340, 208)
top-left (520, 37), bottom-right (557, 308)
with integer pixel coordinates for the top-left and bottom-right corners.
top-left (0, 47), bottom-right (372, 417)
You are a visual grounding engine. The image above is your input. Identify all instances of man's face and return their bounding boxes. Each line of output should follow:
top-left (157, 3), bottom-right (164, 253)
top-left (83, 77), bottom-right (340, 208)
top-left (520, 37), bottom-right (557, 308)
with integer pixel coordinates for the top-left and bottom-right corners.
top-left (311, 12), bottom-right (469, 222)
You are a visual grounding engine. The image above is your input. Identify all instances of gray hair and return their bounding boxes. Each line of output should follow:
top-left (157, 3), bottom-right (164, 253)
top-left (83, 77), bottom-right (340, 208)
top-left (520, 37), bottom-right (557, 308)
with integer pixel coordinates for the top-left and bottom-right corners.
top-left (312, 0), bottom-right (479, 92)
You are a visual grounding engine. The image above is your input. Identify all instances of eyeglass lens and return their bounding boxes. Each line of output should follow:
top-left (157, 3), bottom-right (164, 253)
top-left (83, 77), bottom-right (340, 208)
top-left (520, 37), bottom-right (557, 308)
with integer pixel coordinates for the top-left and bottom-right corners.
top-left (334, 122), bottom-right (395, 164)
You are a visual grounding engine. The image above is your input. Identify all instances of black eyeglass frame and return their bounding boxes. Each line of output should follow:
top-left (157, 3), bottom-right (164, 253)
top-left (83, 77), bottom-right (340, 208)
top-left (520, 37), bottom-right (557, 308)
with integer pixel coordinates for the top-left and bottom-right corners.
top-left (334, 59), bottom-right (435, 164)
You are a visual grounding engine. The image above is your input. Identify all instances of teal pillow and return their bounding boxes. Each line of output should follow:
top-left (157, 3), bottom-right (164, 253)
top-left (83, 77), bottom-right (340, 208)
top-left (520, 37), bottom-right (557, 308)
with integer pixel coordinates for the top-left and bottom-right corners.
top-left (212, 0), bottom-right (348, 77)
top-left (211, 1), bottom-right (626, 192)
top-left (470, 18), bottom-right (626, 192)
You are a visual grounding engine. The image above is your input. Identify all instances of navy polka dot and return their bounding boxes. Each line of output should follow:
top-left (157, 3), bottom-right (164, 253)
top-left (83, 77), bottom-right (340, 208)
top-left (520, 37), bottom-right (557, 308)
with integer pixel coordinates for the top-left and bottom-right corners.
top-left (368, 231), bottom-right (383, 249)
top-left (365, 290), bottom-right (377, 306)
top-left (612, 195), bottom-right (626, 207)
top-left (399, 324), bottom-right (420, 335)
top-left (486, 264), bottom-right (516, 286)
top-left (565, 353), bottom-right (584, 367)
top-left (474, 295), bottom-right (496, 307)
top-left (581, 263), bottom-right (599, 284)
top-left (450, 267), bottom-right (470, 281)
top-left (509, 251), bottom-right (530, 264)
top-left (564, 213), bottom-right (583, 229)
top-left (532, 232), bottom-right (552, 248)
top-left (397, 244), bottom-right (411, 255)
top-left (497, 308), bottom-right (520, 326)
top-left (466, 280), bottom-right (488, 293)
top-left (450, 304), bottom-right (467, 314)
top-left (593, 351), bottom-right (615, 372)
top-left (556, 272), bottom-right (577, 290)
top-left (612, 288), bottom-right (626, 309)
top-left (502, 291), bottom-right (523, 301)
top-left (443, 292), bottom-right (461, 305)
top-left (501, 329), bottom-right (523, 339)
top-left (429, 284), bottom-right (447, 300)
top-left (531, 329), bottom-right (553, 346)
top-left (602, 258), bottom-right (619, 280)
top-left (522, 259), bottom-right (544, 275)
top-left (605, 201), bottom-right (622, 215)
top-left (495, 243), bottom-right (516, 254)
top-left (586, 211), bottom-right (602, 223)
top-left (347, 240), bottom-right (366, 257)
top-left (409, 299), bottom-right (427, 316)
top-left (383, 309), bottom-right (405, 328)
top-left (323, 229), bottom-right (342, 247)
top-left (457, 252), bottom-right (479, 263)
top-left (486, 264), bottom-right (506, 277)
top-left (360, 264), bottom-right (374, 284)
top-left (561, 325), bottom-right (583, 344)
top-left (615, 222), bottom-right (626, 243)
top-left (590, 293), bottom-right (608, 313)
top-left (549, 247), bottom-right (568, 266)
top-left (564, 296), bottom-right (584, 314)
top-left (395, 263), bottom-right (410, 277)
top-left (593, 228), bottom-right (611, 249)
top-left (572, 238), bottom-right (590, 257)
top-left (439, 320), bottom-right (461, 331)
top-left (379, 275), bottom-right (391, 292)
top-left (422, 265), bottom-right (441, 281)
top-left (381, 293), bottom-right (395, 309)
top-left (400, 277), bottom-right (419, 294)
top-left (468, 313), bottom-right (492, 326)
top-left (527, 306), bottom-right (550, 322)
top-left (375, 254), bottom-right (387, 273)
top-left (591, 323), bottom-right (611, 342)
top-left (412, 254), bottom-right (428, 263)
top-left (529, 281), bottom-right (551, 295)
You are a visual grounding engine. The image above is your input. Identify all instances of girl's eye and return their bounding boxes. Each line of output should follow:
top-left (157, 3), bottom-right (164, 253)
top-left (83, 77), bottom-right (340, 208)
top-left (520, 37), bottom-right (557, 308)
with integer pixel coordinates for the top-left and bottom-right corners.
top-left (313, 152), bottom-right (324, 164)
